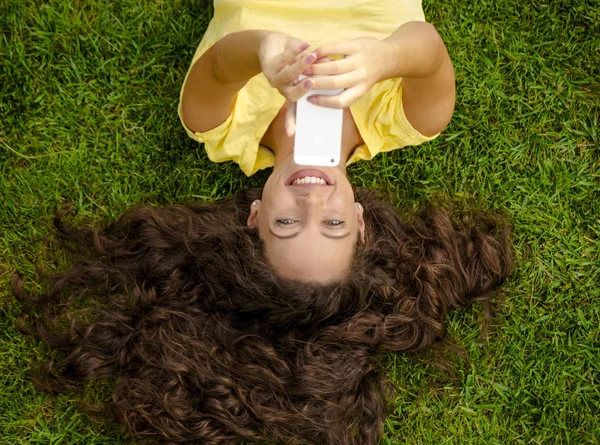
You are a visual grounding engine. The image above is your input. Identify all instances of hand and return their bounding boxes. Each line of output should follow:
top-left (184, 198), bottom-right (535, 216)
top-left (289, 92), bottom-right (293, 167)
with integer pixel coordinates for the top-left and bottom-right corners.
top-left (284, 56), bottom-right (335, 137)
top-left (258, 32), bottom-right (319, 102)
top-left (301, 37), bottom-right (396, 109)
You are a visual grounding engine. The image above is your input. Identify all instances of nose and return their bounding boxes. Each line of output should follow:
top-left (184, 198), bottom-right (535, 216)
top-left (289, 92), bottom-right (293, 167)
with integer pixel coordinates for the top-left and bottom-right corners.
top-left (295, 190), bottom-right (325, 221)
top-left (303, 191), bottom-right (324, 206)
top-left (296, 186), bottom-right (330, 203)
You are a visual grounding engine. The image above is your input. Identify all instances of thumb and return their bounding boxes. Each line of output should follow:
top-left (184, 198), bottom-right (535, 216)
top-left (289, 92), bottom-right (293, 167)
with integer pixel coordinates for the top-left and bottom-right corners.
top-left (285, 101), bottom-right (297, 137)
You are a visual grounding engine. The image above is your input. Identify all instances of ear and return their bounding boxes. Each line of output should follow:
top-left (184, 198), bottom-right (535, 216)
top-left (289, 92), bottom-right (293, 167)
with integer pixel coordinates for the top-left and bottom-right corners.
top-left (247, 200), bottom-right (261, 227)
top-left (356, 202), bottom-right (365, 243)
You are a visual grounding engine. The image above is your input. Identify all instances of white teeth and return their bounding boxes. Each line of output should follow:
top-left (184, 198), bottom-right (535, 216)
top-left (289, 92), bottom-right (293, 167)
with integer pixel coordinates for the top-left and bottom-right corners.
top-left (292, 176), bottom-right (327, 185)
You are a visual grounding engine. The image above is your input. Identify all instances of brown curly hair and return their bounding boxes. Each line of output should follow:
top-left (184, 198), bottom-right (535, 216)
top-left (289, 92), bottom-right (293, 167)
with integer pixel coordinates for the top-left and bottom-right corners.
top-left (13, 188), bottom-right (513, 445)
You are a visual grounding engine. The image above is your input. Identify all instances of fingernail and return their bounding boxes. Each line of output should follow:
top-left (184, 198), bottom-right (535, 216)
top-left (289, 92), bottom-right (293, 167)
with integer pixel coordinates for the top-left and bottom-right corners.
top-left (302, 68), bottom-right (312, 76)
top-left (305, 53), bottom-right (317, 64)
top-left (308, 96), bottom-right (317, 103)
top-left (304, 80), bottom-right (313, 89)
top-left (300, 43), bottom-right (310, 51)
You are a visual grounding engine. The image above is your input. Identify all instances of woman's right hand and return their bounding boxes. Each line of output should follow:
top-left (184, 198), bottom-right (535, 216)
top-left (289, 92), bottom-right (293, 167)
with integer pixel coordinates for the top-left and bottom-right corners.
top-left (258, 33), bottom-right (318, 102)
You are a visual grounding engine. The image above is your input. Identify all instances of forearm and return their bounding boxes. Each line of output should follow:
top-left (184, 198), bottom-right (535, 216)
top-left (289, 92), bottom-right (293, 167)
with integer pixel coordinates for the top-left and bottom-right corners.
top-left (210, 30), bottom-right (270, 85)
top-left (380, 21), bottom-right (455, 136)
top-left (184, 30), bottom-right (269, 99)
top-left (181, 30), bottom-right (269, 132)
top-left (381, 21), bottom-right (448, 81)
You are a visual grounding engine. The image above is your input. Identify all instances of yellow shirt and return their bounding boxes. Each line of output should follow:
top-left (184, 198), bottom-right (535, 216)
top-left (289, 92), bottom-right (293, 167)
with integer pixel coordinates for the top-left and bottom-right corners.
top-left (179, 0), bottom-right (438, 176)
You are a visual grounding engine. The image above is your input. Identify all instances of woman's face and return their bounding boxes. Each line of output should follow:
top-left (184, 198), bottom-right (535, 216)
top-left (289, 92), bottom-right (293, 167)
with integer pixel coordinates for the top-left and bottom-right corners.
top-left (248, 158), bottom-right (365, 282)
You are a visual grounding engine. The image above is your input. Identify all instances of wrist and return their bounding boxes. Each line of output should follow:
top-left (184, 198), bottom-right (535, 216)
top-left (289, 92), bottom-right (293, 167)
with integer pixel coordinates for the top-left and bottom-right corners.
top-left (378, 39), bottom-right (405, 82)
top-left (256, 30), bottom-right (276, 61)
top-left (257, 31), bottom-right (292, 68)
top-left (383, 21), bottom-right (445, 79)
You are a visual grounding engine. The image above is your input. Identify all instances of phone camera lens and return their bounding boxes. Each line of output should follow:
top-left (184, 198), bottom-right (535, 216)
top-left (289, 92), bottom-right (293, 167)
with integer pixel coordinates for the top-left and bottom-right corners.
top-left (330, 159), bottom-right (335, 163)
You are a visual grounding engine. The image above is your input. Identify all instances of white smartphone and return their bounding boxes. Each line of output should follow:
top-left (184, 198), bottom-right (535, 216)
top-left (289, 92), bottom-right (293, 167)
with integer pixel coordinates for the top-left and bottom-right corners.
top-left (294, 75), bottom-right (344, 167)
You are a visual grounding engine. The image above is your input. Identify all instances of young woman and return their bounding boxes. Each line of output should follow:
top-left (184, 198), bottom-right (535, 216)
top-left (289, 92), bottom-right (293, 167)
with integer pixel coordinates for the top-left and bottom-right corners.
top-left (14, 2), bottom-right (512, 444)
top-left (180, 0), bottom-right (455, 282)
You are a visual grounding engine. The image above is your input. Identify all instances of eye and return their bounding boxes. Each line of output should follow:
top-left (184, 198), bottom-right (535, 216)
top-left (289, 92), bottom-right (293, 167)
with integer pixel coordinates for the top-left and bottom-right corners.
top-left (323, 220), bottom-right (345, 227)
top-left (276, 219), bottom-right (298, 226)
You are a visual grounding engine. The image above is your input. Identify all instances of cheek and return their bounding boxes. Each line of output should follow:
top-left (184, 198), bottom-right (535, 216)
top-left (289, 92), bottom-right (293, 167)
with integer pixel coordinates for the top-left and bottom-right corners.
top-left (338, 181), bottom-right (356, 203)
top-left (261, 178), bottom-right (287, 209)
top-left (257, 210), bottom-right (271, 238)
top-left (262, 171), bottom-right (280, 199)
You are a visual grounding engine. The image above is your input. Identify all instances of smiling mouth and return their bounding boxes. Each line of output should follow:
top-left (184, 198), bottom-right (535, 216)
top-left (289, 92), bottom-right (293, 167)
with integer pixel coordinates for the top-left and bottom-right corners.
top-left (286, 169), bottom-right (333, 186)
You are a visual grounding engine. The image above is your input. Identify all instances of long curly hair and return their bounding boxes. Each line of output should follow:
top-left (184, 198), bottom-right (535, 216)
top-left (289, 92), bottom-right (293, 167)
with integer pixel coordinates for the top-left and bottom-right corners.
top-left (13, 188), bottom-right (514, 445)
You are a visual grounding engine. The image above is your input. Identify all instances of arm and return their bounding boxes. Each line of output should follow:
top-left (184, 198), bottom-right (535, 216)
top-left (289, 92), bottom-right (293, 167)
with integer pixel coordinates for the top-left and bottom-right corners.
top-left (382, 21), bottom-right (455, 137)
top-left (181, 31), bottom-right (316, 133)
top-left (304, 22), bottom-right (456, 136)
top-left (180, 30), bottom-right (269, 133)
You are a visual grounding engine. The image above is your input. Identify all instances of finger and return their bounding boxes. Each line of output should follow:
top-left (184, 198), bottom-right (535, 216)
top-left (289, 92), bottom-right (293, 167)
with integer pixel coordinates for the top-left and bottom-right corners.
top-left (294, 48), bottom-right (319, 63)
top-left (308, 72), bottom-right (358, 91)
top-left (301, 56), bottom-right (335, 76)
top-left (314, 40), bottom-right (361, 59)
top-left (285, 101), bottom-right (297, 137)
top-left (307, 87), bottom-right (362, 109)
top-left (298, 55), bottom-right (331, 65)
top-left (275, 51), bottom-right (318, 86)
top-left (270, 40), bottom-right (310, 72)
top-left (286, 38), bottom-right (310, 52)
top-left (303, 57), bottom-right (353, 77)
top-left (283, 77), bottom-right (315, 102)
top-left (314, 56), bottom-right (334, 65)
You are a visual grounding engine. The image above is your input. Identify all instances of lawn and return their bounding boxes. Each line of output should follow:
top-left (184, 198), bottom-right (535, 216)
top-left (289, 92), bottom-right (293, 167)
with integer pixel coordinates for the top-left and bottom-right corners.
top-left (1, 0), bottom-right (599, 444)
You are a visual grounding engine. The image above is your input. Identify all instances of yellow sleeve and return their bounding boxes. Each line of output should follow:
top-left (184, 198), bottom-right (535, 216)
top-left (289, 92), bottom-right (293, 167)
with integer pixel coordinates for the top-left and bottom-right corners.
top-left (347, 77), bottom-right (439, 165)
top-left (178, 54), bottom-right (283, 177)
top-left (177, 90), bottom-right (240, 164)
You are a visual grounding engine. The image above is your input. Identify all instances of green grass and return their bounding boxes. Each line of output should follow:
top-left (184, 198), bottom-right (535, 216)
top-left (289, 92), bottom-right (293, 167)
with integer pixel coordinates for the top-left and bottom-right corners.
top-left (1, 0), bottom-right (599, 443)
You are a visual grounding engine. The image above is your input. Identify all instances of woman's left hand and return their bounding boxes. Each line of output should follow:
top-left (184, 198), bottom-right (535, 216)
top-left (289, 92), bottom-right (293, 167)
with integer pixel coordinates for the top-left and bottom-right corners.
top-left (284, 56), bottom-right (334, 136)
top-left (301, 37), bottom-right (396, 109)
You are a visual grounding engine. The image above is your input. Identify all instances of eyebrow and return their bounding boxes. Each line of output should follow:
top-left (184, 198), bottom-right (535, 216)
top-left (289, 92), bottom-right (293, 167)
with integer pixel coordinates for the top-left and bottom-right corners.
top-left (268, 227), bottom-right (351, 240)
